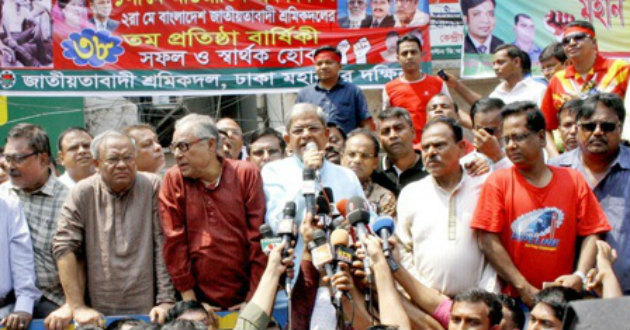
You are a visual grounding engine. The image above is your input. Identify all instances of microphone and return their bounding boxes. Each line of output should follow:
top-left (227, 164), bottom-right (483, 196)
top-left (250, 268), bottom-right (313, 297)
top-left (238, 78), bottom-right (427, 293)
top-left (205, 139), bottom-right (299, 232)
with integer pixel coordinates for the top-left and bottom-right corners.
top-left (346, 196), bottom-right (373, 283)
top-left (277, 201), bottom-right (297, 257)
top-left (260, 224), bottom-right (281, 255)
top-left (316, 194), bottom-right (332, 231)
top-left (336, 199), bottom-right (349, 218)
top-left (309, 229), bottom-right (341, 304)
top-left (303, 168), bottom-right (316, 215)
top-left (330, 228), bottom-right (353, 306)
top-left (371, 216), bottom-right (399, 272)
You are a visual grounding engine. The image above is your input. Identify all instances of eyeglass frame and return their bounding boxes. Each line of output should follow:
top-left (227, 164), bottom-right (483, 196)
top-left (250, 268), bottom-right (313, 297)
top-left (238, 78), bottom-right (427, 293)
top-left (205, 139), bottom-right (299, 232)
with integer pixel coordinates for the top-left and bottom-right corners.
top-left (3, 151), bottom-right (40, 165)
top-left (577, 121), bottom-right (619, 133)
top-left (170, 137), bottom-right (210, 153)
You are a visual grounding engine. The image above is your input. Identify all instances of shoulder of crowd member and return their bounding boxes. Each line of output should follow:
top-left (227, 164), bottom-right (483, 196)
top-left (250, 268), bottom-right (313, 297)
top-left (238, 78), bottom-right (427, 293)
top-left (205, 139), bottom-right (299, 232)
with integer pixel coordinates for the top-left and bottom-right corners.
top-left (136, 171), bottom-right (162, 190)
top-left (547, 148), bottom-right (579, 167)
top-left (260, 156), bottom-right (293, 177)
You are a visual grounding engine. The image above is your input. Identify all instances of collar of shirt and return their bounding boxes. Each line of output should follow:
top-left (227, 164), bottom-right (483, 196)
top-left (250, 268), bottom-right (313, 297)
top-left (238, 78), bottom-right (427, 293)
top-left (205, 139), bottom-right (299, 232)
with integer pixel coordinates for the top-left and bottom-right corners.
top-left (564, 53), bottom-right (606, 79)
top-left (315, 78), bottom-right (344, 92)
top-left (429, 166), bottom-right (467, 197)
top-left (470, 35), bottom-right (493, 54)
top-left (10, 172), bottom-right (58, 197)
top-left (99, 174), bottom-right (136, 198)
top-left (382, 150), bottom-right (423, 174)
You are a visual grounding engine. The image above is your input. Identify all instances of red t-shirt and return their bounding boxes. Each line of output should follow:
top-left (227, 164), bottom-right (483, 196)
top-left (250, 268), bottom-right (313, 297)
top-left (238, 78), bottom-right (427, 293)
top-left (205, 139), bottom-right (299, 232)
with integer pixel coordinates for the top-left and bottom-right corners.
top-left (384, 75), bottom-right (448, 143)
top-left (470, 166), bottom-right (610, 296)
top-left (540, 54), bottom-right (630, 130)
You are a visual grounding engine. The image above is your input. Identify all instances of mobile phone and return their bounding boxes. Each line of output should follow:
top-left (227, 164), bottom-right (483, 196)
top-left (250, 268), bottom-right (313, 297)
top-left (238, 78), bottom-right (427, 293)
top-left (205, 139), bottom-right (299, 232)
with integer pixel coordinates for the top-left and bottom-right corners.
top-left (437, 69), bottom-right (448, 81)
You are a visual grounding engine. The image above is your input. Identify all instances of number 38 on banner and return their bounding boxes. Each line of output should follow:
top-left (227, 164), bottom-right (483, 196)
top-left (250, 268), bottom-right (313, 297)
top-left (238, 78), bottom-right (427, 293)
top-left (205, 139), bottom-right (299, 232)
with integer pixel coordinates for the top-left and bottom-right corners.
top-left (61, 28), bottom-right (125, 67)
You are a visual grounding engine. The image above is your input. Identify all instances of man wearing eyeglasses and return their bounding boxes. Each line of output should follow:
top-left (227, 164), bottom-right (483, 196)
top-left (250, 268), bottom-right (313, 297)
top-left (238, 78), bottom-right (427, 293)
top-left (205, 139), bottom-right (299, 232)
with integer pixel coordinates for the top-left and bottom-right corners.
top-left (393, 0), bottom-right (428, 27)
top-left (549, 93), bottom-right (630, 295)
top-left (338, 0), bottom-right (367, 28)
top-left (247, 127), bottom-right (285, 169)
top-left (159, 114), bottom-right (268, 312)
top-left (216, 118), bottom-right (246, 160)
top-left (52, 130), bottom-right (176, 328)
top-left (471, 101), bottom-right (610, 307)
top-left (0, 123), bottom-right (69, 322)
top-left (261, 103), bottom-right (364, 329)
top-left (360, 0), bottom-right (395, 28)
top-left (541, 21), bottom-right (630, 134)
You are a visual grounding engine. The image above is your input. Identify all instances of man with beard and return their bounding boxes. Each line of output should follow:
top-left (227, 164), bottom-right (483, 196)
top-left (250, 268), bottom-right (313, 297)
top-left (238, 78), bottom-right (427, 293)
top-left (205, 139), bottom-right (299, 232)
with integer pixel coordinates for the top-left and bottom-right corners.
top-left (549, 93), bottom-right (630, 294)
top-left (338, 0), bottom-right (367, 28)
top-left (361, 0), bottom-right (395, 28)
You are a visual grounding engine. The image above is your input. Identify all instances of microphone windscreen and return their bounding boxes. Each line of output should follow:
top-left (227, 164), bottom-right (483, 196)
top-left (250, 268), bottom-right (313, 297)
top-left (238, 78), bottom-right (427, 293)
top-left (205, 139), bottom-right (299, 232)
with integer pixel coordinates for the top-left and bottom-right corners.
top-left (312, 229), bottom-right (327, 246)
top-left (306, 141), bottom-right (318, 152)
top-left (259, 224), bottom-right (274, 239)
top-left (303, 167), bottom-right (315, 180)
top-left (316, 195), bottom-right (330, 214)
top-left (371, 216), bottom-right (395, 234)
top-left (322, 187), bottom-right (334, 203)
top-left (347, 196), bottom-right (370, 226)
top-left (336, 199), bottom-right (348, 217)
top-left (330, 228), bottom-right (349, 246)
top-left (283, 201), bottom-right (296, 218)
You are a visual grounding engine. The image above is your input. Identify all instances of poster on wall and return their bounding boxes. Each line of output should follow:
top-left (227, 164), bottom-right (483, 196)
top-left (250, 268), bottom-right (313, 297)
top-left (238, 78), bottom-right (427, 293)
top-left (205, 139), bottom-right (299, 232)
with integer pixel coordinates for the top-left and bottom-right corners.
top-left (429, 0), bottom-right (464, 60)
top-left (0, 0), bottom-right (431, 95)
top-left (459, 0), bottom-right (630, 78)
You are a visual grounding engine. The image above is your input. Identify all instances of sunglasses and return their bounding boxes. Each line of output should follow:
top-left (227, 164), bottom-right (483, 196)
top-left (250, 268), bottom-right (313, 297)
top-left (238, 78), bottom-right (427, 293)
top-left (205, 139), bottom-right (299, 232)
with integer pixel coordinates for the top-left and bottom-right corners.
top-left (578, 121), bottom-right (618, 133)
top-left (562, 32), bottom-right (590, 46)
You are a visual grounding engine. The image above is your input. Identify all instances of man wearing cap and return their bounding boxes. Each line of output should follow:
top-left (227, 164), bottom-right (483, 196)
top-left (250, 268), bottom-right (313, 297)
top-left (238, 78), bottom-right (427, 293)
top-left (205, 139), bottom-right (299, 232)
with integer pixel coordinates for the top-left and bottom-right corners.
top-left (541, 20), bottom-right (630, 133)
top-left (297, 46), bottom-right (373, 135)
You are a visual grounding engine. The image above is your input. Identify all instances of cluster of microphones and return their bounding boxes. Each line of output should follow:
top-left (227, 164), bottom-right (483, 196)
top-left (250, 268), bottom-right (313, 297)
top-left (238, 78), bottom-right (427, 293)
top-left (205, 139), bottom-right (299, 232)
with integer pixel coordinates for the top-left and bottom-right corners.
top-left (259, 189), bottom-right (399, 310)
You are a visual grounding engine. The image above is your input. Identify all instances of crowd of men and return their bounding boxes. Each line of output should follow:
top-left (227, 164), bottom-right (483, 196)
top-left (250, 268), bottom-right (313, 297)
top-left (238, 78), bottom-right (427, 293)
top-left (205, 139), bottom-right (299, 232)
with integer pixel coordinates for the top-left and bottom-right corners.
top-left (1, 18), bottom-right (629, 330)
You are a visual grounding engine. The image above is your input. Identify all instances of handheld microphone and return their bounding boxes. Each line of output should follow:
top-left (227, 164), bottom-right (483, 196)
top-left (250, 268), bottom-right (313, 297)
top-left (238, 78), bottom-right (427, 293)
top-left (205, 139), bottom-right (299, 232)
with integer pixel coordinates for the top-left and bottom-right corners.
top-left (316, 194), bottom-right (332, 230)
top-left (309, 229), bottom-right (341, 304)
top-left (346, 196), bottom-right (373, 283)
top-left (277, 201), bottom-right (297, 257)
top-left (371, 216), bottom-right (399, 272)
top-left (336, 199), bottom-right (348, 218)
top-left (303, 168), bottom-right (316, 215)
top-left (260, 224), bottom-right (282, 255)
top-left (330, 228), bottom-right (353, 306)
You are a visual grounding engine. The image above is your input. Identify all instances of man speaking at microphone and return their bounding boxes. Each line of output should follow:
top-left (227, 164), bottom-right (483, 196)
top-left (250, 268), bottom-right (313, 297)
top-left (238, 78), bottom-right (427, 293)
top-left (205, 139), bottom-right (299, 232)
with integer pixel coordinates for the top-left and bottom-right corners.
top-left (261, 103), bottom-right (364, 329)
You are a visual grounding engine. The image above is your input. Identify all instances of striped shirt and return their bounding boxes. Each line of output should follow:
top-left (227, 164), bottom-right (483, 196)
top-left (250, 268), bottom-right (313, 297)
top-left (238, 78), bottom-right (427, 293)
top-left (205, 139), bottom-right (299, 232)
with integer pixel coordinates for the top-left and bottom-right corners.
top-left (0, 175), bottom-right (69, 306)
top-left (541, 54), bottom-right (630, 130)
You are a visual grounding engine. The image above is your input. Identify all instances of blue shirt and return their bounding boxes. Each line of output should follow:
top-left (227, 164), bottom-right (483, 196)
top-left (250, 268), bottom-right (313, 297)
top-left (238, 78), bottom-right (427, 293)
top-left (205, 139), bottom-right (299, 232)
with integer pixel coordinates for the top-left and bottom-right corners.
top-left (0, 196), bottom-right (41, 313)
top-left (296, 79), bottom-right (371, 134)
top-left (549, 146), bottom-right (630, 293)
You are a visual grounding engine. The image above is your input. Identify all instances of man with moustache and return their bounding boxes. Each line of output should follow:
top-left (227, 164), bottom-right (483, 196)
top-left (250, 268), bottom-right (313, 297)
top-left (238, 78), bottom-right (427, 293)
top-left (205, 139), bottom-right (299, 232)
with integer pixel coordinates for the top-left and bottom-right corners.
top-left (57, 127), bottom-right (95, 188)
top-left (216, 118), bottom-right (246, 160)
top-left (53, 131), bottom-right (175, 325)
top-left (0, 124), bottom-right (69, 319)
top-left (393, 0), bottom-right (429, 27)
top-left (247, 128), bottom-right (285, 169)
top-left (549, 93), bottom-right (630, 294)
top-left (360, 0), bottom-right (395, 27)
top-left (398, 117), bottom-right (497, 297)
top-left (124, 124), bottom-right (166, 174)
top-left (338, 0), bottom-right (367, 28)
top-left (324, 124), bottom-right (345, 165)
top-left (555, 99), bottom-right (581, 152)
top-left (462, 0), bottom-right (504, 54)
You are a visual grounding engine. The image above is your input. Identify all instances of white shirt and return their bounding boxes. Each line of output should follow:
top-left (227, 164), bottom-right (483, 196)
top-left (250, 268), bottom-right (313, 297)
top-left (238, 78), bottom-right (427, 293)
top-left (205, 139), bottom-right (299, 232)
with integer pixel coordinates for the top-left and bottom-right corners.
top-left (469, 35), bottom-right (493, 54)
top-left (58, 172), bottom-right (77, 188)
top-left (394, 8), bottom-right (429, 27)
top-left (489, 76), bottom-right (547, 107)
top-left (396, 170), bottom-right (498, 296)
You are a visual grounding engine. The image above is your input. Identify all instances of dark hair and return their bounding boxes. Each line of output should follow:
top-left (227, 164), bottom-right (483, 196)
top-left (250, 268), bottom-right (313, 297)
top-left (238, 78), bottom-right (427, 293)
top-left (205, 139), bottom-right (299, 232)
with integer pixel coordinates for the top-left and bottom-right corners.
top-left (161, 320), bottom-right (205, 330)
top-left (453, 289), bottom-right (503, 326)
top-left (378, 107), bottom-right (414, 127)
top-left (470, 98), bottom-right (505, 126)
top-left (247, 127), bottom-right (286, 155)
top-left (366, 326), bottom-right (399, 330)
top-left (498, 294), bottom-right (525, 330)
top-left (129, 324), bottom-right (162, 330)
top-left (166, 301), bottom-right (208, 323)
top-left (57, 127), bottom-right (92, 151)
top-left (565, 20), bottom-right (596, 35)
top-left (75, 325), bottom-right (103, 330)
top-left (386, 31), bottom-right (399, 39)
top-left (557, 99), bottom-right (583, 121)
top-left (461, 0), bottom-right (495, 16)
top-left (540, 42), bottom-right (567, 63)
top-left (514, 13), bottom-right (532, 25)
top-left (493, 44), bottom-right (531, 74)
top-left (314, 46), bottom-right (342, 61)
top-left (578, 93), bottom-right (626, 124)
top-left (346, 128), bottom-right (380, 156)
top-left (328, 123), bottom-right (347, 141)
top-left (501, 101), bottom-right (546, 133)
top-left (423, 117), bottom-right (463, 142)
top-left (396, 34), bottom-right (423, 55)
top-left (534, 287), bottom-right (582, 322)
top-left (106, 318), bottom-right (145, 330)
top-left (6, 123), bottom-right (52, 162)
